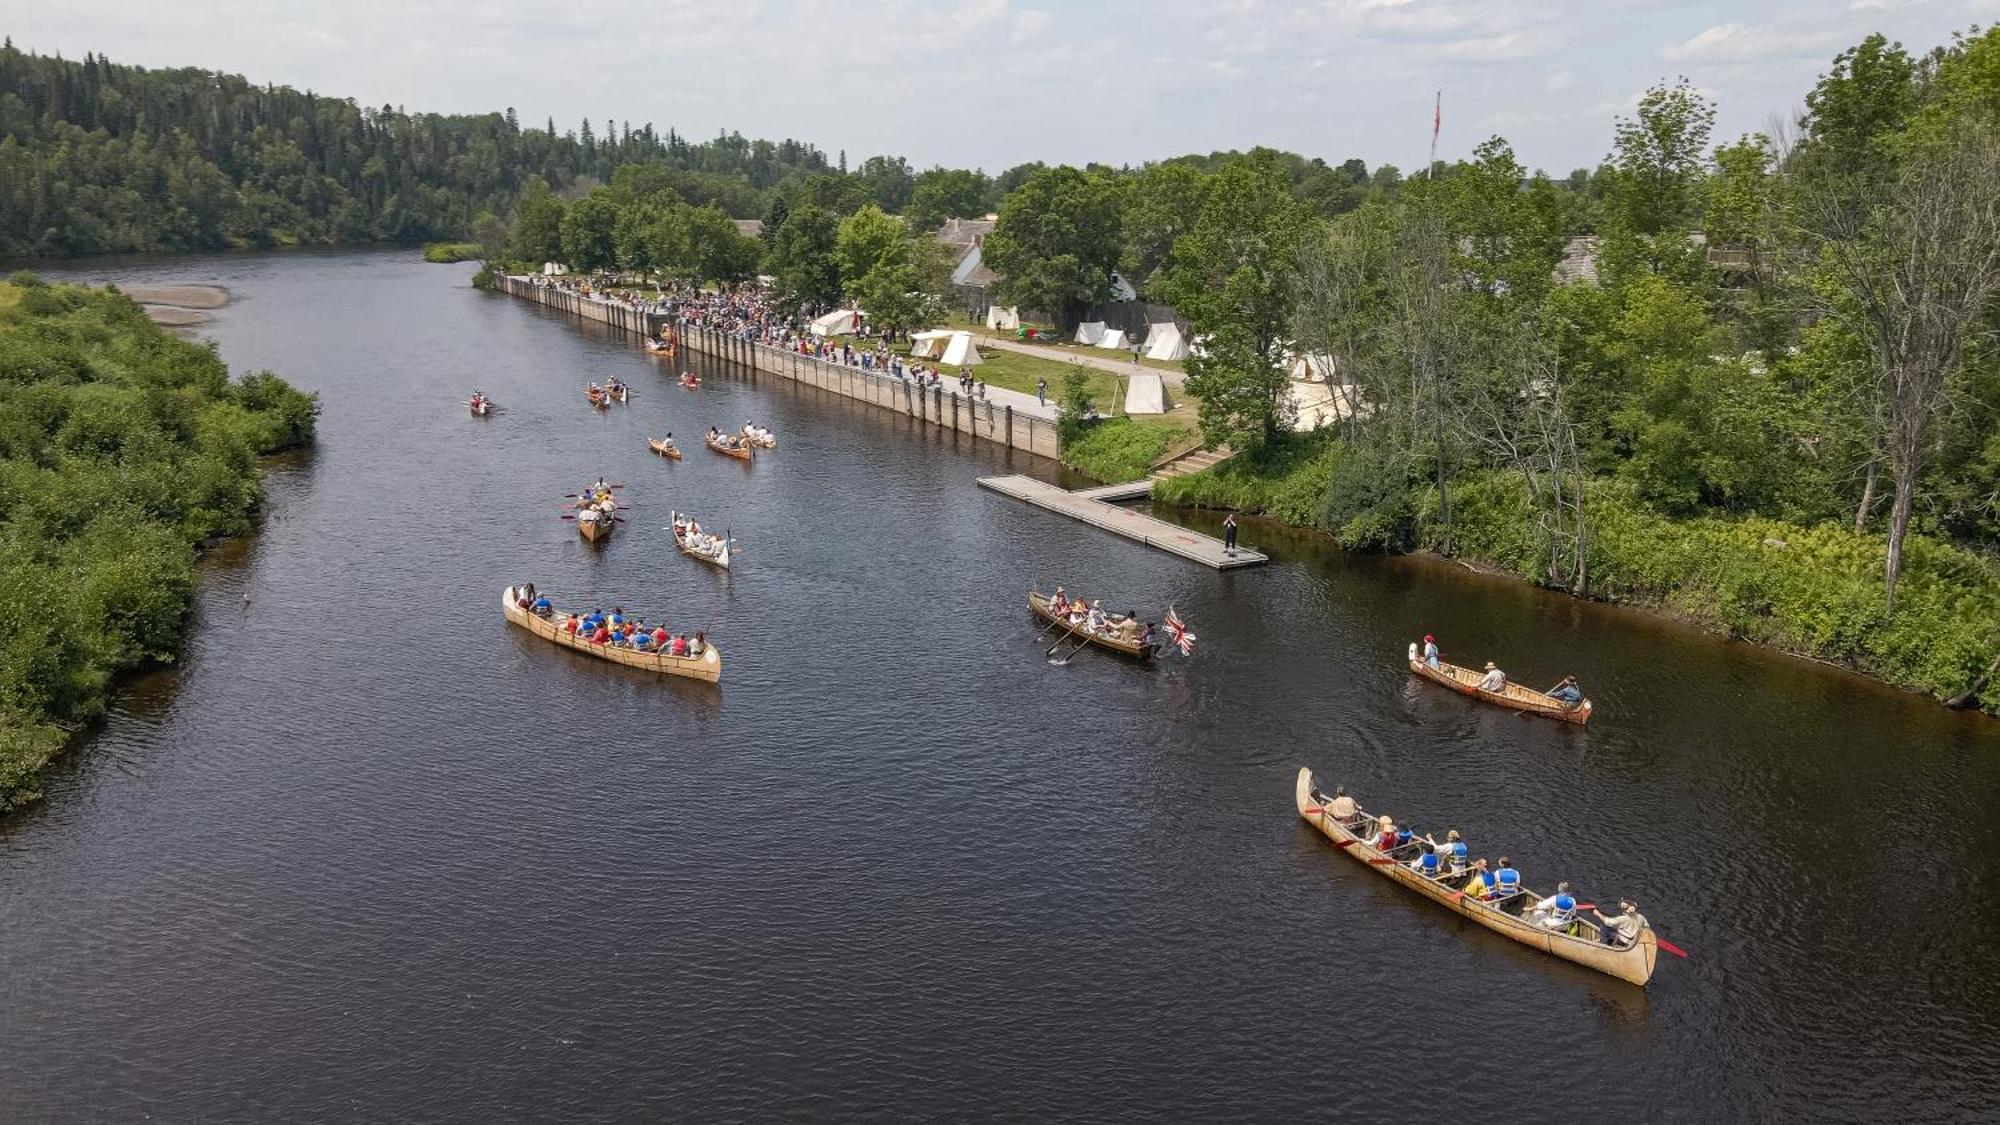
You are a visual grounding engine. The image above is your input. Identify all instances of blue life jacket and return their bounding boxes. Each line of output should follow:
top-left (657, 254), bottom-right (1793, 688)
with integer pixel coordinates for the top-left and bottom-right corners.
top-left (1448, 841), bottom-right (1468, 864)
top-left (1551, 893), bottom-right (1577, 920)
top-left (1396, 829), bottom-right (1413, 847)
top-left (1417, 853), bottom-right (1440, 874)
top-left (1496, 867), bottom-right (1521, 891)
top-left (532, 597), bottom-right (551, 612)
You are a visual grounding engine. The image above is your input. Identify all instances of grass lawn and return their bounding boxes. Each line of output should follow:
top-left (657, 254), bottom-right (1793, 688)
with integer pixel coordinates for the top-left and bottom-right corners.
top-left (0, 283), bottom-right (19, 324)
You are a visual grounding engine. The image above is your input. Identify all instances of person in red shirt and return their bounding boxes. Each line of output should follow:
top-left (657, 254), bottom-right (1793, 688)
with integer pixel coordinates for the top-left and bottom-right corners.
top-left (651, 626), bottom-right (669, 649)
top-left (670, 634), bottom-right (689, 657)
top-left (564, 615), bottom-right (580, 635)
top-left (591, 624), bottom-right (611, 645)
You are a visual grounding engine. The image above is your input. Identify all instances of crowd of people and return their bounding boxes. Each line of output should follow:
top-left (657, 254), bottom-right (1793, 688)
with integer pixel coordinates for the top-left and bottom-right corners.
top-left (1315, 784), bottom-right (1647, 948)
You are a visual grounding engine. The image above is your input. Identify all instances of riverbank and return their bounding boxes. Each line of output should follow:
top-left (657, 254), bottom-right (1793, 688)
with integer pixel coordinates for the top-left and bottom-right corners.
top-left (0, 277), bottom-right (316, 814)
top-left (1153, 436), bottom-right (2000, 713)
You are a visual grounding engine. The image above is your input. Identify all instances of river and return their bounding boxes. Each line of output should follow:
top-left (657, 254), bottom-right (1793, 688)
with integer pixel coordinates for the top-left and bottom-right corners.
top-left (2, 248), bottom-right (1996, 1122)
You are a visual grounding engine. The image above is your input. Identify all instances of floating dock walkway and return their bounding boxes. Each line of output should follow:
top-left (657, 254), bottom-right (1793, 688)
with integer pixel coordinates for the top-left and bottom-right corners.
top-left (977, 476), bottom-right (1268, 569)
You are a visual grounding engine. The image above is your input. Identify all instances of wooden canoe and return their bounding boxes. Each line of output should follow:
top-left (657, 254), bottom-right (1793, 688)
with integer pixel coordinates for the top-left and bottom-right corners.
top-left (503, 586), bottom-right (721, 683)
top-left (1294, 767), bottom-right (1657, 986)
top-left (1028, 592), bottom-right (1154, 660)
top-left (648, 438), bottom-right (683, 461)
top-left (706, 433), bottom-right (753, 461)
top-left (669, 512), bottom-right (731, 569)
top-left (608, 383), bottom-right (629, 403)
top-left (679, 376), bottom-right (701, 390)
top-left (575, 508), bottom-right (613, 542)
top-left (740, 430), bottom-right (777, 449)
top-left (645, 337), bottom-right (676, 355)
top-left (469, 398), bottom-right (490, 416)
top-left (1408, 646), bottom-right (1592, 724)
top-left (587, 389), bottom-right (609, 410)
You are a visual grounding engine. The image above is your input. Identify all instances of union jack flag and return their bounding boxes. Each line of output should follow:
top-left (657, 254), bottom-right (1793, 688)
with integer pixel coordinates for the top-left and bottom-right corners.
top-left (1164, 608), bottom-right (1197, 656)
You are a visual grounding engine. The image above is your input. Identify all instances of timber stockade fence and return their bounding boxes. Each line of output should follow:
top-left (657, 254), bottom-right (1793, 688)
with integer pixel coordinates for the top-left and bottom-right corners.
top-left (496, 276), bottom-right (1062, 460)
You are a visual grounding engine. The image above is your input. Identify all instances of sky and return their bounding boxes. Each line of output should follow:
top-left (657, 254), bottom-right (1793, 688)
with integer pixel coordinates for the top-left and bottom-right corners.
top-left (4, 0), bottom-right (1996, 175)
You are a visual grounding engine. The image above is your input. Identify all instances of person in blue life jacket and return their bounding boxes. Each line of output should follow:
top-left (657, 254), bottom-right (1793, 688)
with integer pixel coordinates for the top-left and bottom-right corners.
top-left (1425, 829), bottom-right (1470, 875)
top-left (1392, 827), bottom-right (1416, 856)
top-left (1409, 843), bottom-right (1443, 878)
top-left (1493, 857), bottom-right (1523, 903)
top-left (1460, 858), bottom-right (1497, 901)
top-left (531, 593), bottom-right (552, 616)
top-left (1547, 675), bottom-right (1584, 708)
top-left (1422, 634), bottom-right (1440, 668)
top-left (1530, 881), bottom-right (1580, 934)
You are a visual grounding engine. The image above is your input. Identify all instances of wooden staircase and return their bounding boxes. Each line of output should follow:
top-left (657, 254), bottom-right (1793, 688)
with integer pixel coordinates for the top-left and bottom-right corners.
top-left (1149, 446), bottom-right (1234, 482)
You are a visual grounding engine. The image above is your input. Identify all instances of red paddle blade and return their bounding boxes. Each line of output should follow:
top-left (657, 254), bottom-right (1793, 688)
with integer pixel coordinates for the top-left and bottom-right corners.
top-left (1658, 938), bottom-right (1689, 958)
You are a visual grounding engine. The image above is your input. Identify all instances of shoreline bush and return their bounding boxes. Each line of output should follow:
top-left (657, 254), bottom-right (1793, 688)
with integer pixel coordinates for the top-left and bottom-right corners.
top-left (0, 278), bottom-right (317, 813)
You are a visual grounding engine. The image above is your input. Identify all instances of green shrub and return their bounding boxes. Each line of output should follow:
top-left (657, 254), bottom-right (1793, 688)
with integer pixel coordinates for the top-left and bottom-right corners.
top-left (1154, 432), bottom-right (1341, 525)
top-left (1061, 419), bottom-right (1178, 482)
top-left (422, 241), bottom-right (484, 263)
top-left (0, 280), bottom-right (316, 813)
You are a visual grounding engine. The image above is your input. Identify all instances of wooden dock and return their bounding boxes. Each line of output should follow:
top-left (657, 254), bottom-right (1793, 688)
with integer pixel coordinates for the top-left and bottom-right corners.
top-left (977, 475), bottom-right (1268, 569)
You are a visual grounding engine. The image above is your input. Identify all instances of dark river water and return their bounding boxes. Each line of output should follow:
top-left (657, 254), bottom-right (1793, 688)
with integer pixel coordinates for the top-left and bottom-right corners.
top-left (3, 249), bottom-right (1998, 1122)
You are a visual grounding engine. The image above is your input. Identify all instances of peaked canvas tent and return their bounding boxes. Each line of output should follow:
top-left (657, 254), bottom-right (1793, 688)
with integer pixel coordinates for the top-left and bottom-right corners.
top-left (985, 305), bottom-right (1020, 330)
top-left (909, 329), bottom-right (955, 358)
top-left (1095, 329), bottom-right (1129, 351)
top-left (1287, 352), bottom-right (1336, 382)
top-left (1143, 322), bottom-right (1189, 361)
top-left (810, 309), bottom-right (860, 337)
top-left (1074, 321), bottom-right (1107, 346)
top-left (1125, 373), bottom-right (1166, 415)
top-left (940, 332), bottom-right (983, 367)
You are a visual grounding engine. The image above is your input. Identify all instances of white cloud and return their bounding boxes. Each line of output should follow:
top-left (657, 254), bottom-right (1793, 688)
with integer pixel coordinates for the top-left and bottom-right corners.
top-left (1545, 70), bottom-right (1578, 93)
top-left (1661, 22), bottom-right (1841, 64)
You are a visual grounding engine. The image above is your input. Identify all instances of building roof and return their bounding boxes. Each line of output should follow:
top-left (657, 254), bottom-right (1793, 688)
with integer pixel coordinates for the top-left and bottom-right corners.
top-left (733, 218), bottom-right (764, 239)
top-left (933, 217), bottom-right (996, 251)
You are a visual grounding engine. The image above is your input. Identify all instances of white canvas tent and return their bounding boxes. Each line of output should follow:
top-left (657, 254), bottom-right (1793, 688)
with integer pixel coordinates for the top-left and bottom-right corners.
top-left (1074, 321), bottom-right (1107, 346)
top-left (985, 305), bottom-right (1020, 330)
top-left (1095, 329), bottom-right (1129, 351)
top-left (1287, 352), bottom-right (1336, 382)
top-left (1143, 322), bottom-right (1189, 361)
top-left (1125, 373), bottom-right (1166, 415)
top-left (940, 332), bottom-right (983, 367)
top-left (1287, 381), bottom-right (1368, 431)
top-left (909, 329), bottom-right (954, 358)
top-left (810, 309), bottom-right (860, 337)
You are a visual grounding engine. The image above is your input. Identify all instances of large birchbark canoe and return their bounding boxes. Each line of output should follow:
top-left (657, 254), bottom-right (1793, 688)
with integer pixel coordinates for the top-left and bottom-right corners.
top-left (1028, 592), bottom-right (1154, 660)
top-left (608, 383), bottom-right (628, 403)
top-left (502, 586), bottom-right (721, 683)
top-left (1294, 767), bottom-right (1656, 986)
top-left (648, 438), bottom-right (683, 460)
top-left (740, 429), bottom-right (777, 449)
top-left (706, 433), bottom-right (753, 461)
top-left (1408, 646), bottom-right (1592, 724)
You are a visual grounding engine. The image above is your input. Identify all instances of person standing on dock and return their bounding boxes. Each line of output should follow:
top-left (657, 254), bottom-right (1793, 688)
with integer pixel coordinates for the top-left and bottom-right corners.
top-left (1036, 377), bottom-right (1048, 406)
top-left (1223, 513), bottom-right (1239, 555)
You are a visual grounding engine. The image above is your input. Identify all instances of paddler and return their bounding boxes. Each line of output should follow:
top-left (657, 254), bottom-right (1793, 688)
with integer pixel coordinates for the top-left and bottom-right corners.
top-left (1049, 587), bottom-right (1068, 616)
top-left (1548, 676), bottom-right (1584, 708)
top-left (1460, 858), bottom-right (1497, 901)
top-left (1326, 786), bottom-right (1359, 829)
top-left (1592, 900), bottom-right (1648, 948)
top-left (1529, 881), bottom-right (1580, 933)
top-left (1424, 829), bottom-right (1470, 875)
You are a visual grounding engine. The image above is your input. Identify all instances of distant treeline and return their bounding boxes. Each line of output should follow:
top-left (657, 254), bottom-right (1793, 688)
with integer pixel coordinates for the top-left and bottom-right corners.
top-left (0, 276), bottom-right (317, 812)
top-left (0, 41), bottom-right (1445, 259)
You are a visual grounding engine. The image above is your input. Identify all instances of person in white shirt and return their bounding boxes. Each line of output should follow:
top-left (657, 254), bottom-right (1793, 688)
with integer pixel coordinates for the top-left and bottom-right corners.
top-left (1478, 662), bottom-right (1507, 693)
top-left (1593, 900), bottom-right (1648, 948)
